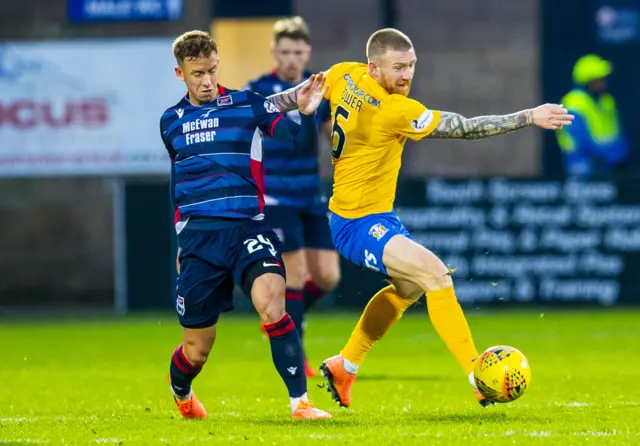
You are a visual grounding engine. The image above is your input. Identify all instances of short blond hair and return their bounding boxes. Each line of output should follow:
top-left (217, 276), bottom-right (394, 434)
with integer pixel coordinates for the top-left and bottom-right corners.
top-left (172, 30), bottom-right (218, 64)
top-left (273, 16), bottom-right (310, 44)
top-left (366, 28), bottom-right (413, 59)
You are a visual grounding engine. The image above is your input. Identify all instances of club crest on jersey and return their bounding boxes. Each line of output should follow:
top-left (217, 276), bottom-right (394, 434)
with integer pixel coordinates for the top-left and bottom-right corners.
top-left (264, 101), bottom-right (279, 113)
top-left (217, 95), bottom-right (233, 106)
top-left (368, 223), bottom-right (389, 241)
top-left (176, 296), bottom-right (185, 316)
top-left (411, 110), bottom-right (434, 131)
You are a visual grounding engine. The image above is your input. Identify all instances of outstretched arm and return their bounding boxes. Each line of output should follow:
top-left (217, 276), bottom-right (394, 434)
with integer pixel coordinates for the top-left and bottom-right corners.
top-left (427, 104), bottom-right (573, 140)
top-left (428, 110), bottom-right (533, 140)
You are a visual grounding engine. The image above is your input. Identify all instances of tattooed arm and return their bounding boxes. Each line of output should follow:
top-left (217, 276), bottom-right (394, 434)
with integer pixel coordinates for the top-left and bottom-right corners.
top-left (427, 110), bottom-right (534, 140)
top-left (426, 104), bottom-right (574, 139)
top-left (266, 82), bottom-right (306, 112)
top-left (266, 71), bottom-right (329, 113)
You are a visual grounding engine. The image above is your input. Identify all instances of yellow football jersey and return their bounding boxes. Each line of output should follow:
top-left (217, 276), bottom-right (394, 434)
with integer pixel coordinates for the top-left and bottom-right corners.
top-left (323, 62), bottom-right (441, 218)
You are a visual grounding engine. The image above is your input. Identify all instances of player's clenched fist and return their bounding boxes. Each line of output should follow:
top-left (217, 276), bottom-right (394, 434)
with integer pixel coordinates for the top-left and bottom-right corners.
top-left (530, 104), bottom-right (574, 130)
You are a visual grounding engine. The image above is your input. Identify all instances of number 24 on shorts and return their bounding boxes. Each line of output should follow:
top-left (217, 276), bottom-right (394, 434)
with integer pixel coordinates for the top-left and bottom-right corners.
top-left (244, 234), bottom-right (277, 256)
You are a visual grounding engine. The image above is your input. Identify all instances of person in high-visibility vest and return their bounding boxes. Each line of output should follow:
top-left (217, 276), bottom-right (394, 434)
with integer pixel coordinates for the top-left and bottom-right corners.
top-left (556, 54), bottom-right (629, 178)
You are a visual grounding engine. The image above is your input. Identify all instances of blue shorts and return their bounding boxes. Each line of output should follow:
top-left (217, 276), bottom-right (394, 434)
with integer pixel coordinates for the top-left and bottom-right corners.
top-left (329, 211), bottom-right (412, 276)
top-left (176, 220), bottom-right (284, 328)
top-left (265, 200), bottom-right (334, 253)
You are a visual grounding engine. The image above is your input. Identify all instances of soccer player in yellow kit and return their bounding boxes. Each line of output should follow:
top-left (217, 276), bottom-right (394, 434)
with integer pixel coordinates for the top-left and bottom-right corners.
top-left (267, 28), bottom-right (573, 408)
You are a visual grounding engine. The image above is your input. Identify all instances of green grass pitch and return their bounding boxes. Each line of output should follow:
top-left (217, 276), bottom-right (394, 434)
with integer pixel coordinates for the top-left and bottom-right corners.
top-left (2, 308), bottom-right (639, 445)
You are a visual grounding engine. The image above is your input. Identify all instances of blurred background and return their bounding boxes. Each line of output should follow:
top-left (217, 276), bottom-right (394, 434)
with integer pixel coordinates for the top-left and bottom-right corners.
top-left (1, 0), bottom-right (640, 316)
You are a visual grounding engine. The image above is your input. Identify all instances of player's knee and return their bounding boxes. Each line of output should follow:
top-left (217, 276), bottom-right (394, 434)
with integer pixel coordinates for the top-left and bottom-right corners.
top-left (258, 289), bottom-right (286, 325)
top-left (250, 272), bottom-right (287, 324)
top-left (312, 264), bottom-right (341, 291)
top-left (414, 258), bottom-right (453, 292)
top-left (391, 281), bottom-right (424, 301)
top-left (428, 272), bottom-right (454, 291)
top-left (262, 302), bottom-right (286, 325)
top-left (285, 266), bottom-right (306, 289)
top-left (183, 338), bottom-right (212, 368)
top-left (282, 252), bottom-right (306, 289)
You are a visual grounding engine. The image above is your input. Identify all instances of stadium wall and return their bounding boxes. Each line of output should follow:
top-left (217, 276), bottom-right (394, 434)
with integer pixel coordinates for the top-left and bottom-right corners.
top-left (1, 0), bottom-right (639, 312)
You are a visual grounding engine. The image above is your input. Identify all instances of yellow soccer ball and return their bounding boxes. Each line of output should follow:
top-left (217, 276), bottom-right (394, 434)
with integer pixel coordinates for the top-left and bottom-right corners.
top-left (474, 345), bottom-right (531, 403)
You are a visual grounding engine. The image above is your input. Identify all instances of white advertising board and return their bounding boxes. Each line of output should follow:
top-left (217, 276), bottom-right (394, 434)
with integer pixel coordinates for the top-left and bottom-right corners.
top-left (0, 38), bottom-right (187, 177)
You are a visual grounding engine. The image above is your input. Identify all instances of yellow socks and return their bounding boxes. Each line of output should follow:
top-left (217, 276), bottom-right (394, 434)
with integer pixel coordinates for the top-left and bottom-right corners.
top-left (339, 284), bottom-right (478, 378)
top-left (341, 285), bottom-right (415, 367)
top-left (426, 286), bottom-right (478, 375)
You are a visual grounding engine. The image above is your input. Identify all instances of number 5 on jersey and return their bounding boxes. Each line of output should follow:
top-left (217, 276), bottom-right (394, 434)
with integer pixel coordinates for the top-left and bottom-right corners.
top-left (331, 105), bottom-right (350, 159)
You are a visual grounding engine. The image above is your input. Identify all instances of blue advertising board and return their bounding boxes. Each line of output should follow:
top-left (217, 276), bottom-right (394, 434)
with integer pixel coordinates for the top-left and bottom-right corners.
top-left (68, 0), bottom-right (184, 23)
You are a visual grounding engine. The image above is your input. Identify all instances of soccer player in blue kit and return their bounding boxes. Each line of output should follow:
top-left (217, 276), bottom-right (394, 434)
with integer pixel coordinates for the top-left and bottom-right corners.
top-left (160, 30), bottom-right (331, 420)
top-left (245, 17), bottom-right (340, 377)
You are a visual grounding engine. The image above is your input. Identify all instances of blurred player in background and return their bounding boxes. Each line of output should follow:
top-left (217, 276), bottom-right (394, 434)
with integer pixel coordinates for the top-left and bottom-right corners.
top-left (268, 28), bottom-right (573, 408)
top-left (245, 17), bottom-right (340, 377)
top-left (161, 30), bottom-right (331, 420)
top-left (555, 54), bottom-right (629, 178)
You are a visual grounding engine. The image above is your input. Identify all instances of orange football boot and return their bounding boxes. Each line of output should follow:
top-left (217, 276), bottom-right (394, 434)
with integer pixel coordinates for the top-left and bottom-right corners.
top-left (174, 392), bottom-right (208, 419)
top-left (474, 388), bottom-right (495, 408)
top-left (319, 355), bottom-right (356, 407)
top-left (469, 370), bottom-right (494, 408)
top-left (292, 400), bottom-right (332, 419)
top-left (169, 375), bottom-right (208, 419)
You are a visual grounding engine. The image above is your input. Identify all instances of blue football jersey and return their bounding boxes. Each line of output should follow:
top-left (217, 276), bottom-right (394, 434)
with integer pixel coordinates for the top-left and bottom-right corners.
top-left (160, 86), bottom-right (287, 231)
